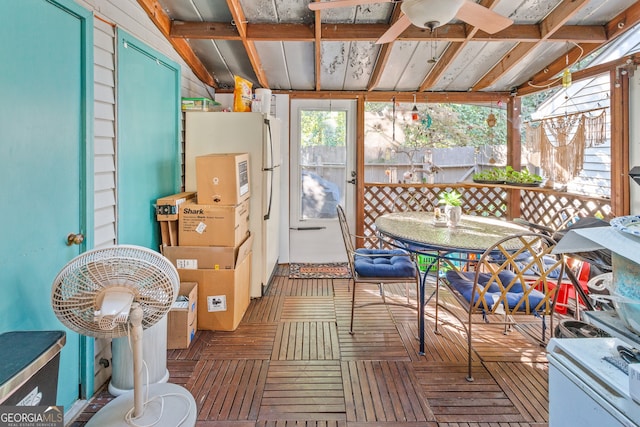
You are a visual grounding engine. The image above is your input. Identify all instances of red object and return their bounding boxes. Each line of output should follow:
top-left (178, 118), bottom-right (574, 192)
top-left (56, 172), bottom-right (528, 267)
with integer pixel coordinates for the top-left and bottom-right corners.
top-left (411, 105), bottom-right (419, 121)
top-left (544, 260), bottom-right (591, 314)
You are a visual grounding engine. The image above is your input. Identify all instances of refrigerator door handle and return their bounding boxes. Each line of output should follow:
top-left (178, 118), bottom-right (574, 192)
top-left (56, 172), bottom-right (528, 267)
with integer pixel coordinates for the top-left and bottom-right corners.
top-left (264, 118), bottom-right (274, 220)
top-left (264, 167), bottom-right (273, 220)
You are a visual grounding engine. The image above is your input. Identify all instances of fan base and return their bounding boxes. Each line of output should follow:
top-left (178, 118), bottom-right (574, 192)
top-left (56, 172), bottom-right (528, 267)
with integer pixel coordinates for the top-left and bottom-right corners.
top-left (85, 383), bottom-right (196, 427)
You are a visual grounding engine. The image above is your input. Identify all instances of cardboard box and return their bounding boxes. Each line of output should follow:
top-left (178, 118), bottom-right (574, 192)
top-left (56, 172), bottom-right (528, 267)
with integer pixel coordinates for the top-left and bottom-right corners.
top-left (178, 199), bottom-right (250, 247)
top-left (178, 251), bottom-right (252, 331)
top-left (159, 220), bottom-right (179, 247)
top-left (167, 282), bottom-right (198, 349)
top-left (196, 153), bottom-right (250, 206)
top-left (163, 234), bottom-right (253, 270)
top-left (156, 191), bottom-right (196, 221)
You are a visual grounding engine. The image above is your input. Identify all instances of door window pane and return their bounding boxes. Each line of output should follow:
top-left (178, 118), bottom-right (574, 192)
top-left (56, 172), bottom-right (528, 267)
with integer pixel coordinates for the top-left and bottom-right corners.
top-left (299, 109), bottom-right (346, 219)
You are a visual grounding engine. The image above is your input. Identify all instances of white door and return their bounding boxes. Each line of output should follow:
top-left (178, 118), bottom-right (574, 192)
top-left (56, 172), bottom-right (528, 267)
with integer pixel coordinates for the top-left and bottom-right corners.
top-left (289, 99), bottom-right (356, 263)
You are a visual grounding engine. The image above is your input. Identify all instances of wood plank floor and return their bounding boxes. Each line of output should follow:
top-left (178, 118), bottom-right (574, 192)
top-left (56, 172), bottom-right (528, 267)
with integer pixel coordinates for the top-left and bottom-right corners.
top-left (71, 265), bottom-right (551, 427)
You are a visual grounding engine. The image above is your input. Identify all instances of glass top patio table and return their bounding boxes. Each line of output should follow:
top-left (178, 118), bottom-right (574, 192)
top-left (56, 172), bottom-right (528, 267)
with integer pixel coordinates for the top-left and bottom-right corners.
top-left (375, 211), bottom-right (532, 355)
top-left (375, 211), bottom-right (530, 253)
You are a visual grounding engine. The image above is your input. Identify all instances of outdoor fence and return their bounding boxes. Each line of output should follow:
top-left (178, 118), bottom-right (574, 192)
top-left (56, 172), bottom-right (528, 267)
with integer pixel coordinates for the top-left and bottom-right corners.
top-left (362, 182), bottom-right (612, 248)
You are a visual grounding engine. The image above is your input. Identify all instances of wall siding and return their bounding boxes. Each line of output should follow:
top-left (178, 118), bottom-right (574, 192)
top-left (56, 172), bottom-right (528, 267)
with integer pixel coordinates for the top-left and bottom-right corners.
top-left (74, 0), bottom-right (213, 393)
top-left (531, 73), bottom-right (612, 198)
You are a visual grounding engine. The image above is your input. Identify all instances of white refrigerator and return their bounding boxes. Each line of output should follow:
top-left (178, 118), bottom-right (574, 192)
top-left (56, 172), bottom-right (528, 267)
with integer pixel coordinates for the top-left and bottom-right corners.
top-left (185, 112), bottom-right (281, 298)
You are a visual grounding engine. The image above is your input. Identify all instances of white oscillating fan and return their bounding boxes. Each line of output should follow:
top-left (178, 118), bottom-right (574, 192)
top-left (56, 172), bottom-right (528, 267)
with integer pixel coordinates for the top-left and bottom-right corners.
top-left (51, 245), bottom-right (197, 426)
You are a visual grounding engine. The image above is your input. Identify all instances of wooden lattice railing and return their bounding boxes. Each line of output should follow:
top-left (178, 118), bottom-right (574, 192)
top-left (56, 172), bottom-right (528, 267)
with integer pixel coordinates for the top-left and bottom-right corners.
top-left (363, 183), bottom-right (612, 247)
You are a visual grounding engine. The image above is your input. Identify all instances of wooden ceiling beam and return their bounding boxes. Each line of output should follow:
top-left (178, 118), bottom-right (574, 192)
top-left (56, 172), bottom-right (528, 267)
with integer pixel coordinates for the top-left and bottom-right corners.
top-left (314, 0), bottom-right (322, 91)
top-left (419, 43), bottom-right (465, 92)
top-left (518, 54), bottom-right (640, 96)
top-left (517, 43), bottom-right (601, 95)
top-left (367, 4), bottom-right (403, 91)
top-left (606, 0), bottom-right (640, 39)
top-left (472, 0), bottom-right (589, 91)
top-left (171, 21), bottom-right (240, 40)
top-left (225, 0), bottom-right (269, 88)
top-left (168, 21), bottom-right (607, 43)
top-left (288, 91), bottom-right (509, 103)
top-left (520, 2), bottom-right (640, 94)
top-left (136, 0), bottom-right (217, 88)
top-left (419, 0), bottom-right (500, 92)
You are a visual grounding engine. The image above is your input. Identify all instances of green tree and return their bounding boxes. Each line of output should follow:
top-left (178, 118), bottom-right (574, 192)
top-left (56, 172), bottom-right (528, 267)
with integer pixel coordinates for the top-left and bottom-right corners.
top-left (300, 110), bottom-right (346, 147)
top-left (365, 101), bottom-right (507, 150)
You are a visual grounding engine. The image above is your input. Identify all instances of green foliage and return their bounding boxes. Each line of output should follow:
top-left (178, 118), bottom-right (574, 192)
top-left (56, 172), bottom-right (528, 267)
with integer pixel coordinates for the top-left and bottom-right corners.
top-left (438, 190), bottom-right (463, 206)
top-left (472, 167), bottom-right (508, 182)
top-left (505, 166), bottom-right (542, 184)
top-left (300, 109), bottom-right (346, 147)
top-left (365, 101), bottom-right (507, 151)
top-left (473, 166), bottom-right (542, 184)
top-left (520, 91), bottom-right (558, 123)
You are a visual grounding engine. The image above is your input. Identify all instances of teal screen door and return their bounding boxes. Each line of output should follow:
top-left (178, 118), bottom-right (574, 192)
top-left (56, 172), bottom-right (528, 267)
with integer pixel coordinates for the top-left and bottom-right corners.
top-left (0, 0), bottom-right (93, 408)
top-left (117, 30), bottom-right (180, 249)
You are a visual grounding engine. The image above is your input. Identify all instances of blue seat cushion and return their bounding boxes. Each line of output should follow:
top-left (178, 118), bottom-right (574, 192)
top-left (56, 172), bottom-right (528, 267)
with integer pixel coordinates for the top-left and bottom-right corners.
top-left (445, 270), bottom-right (546, 311)
top-left (518, 254), bottom-right (566, 279)
top-left (354, 249), bottom-right (416, 278)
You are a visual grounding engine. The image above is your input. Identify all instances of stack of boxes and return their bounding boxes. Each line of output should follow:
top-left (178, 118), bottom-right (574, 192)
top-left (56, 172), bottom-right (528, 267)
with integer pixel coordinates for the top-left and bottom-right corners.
top-left (158, 153), bottom-right (253, 348)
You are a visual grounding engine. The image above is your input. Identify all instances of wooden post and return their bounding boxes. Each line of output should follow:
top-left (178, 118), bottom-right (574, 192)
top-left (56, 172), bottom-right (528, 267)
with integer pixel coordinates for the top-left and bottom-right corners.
top-left (507, 96), bottom-right (522, 220)
top-left (610, 69), bottom-right (630, 216)
top-left (356, 95), bottom-right (365, 247)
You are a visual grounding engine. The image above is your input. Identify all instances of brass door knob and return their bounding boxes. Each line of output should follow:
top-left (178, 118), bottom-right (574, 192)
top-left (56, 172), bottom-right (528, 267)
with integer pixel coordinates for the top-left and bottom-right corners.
top-left (66, 233), bottom-right (84, 246)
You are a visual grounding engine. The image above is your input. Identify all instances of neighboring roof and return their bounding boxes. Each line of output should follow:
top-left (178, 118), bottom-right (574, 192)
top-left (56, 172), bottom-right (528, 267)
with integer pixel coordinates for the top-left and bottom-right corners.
top-left (534, 22), bottom-right (640, 118)
top-left (523, 21), bottom-right (640, 198)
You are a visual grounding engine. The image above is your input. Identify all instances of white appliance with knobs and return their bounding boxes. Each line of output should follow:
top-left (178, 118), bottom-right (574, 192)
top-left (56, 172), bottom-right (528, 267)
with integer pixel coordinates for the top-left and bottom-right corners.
top-left (547, 337), bottom-right (640, 426)
top-left (550, 224), bottom-right (640, 426)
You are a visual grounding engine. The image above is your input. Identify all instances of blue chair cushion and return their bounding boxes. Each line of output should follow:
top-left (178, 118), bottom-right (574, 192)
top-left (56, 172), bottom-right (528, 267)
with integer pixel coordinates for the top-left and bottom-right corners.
top-left (354, 249), bottom-right (416, 278)
top-left (446, 270), bottom-right (546, 311)
top-left (518, 255), bottom-right (566, 279)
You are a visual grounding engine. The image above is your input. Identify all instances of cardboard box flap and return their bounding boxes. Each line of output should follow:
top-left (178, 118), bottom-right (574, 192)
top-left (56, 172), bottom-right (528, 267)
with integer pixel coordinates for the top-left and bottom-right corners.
top-left (163, 234), bottom-right (254, 270)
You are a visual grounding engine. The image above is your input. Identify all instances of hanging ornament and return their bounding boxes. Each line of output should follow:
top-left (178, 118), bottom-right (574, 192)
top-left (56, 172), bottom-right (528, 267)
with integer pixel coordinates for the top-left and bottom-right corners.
top-left (562, 45), bottom-right (572, 88)
top-left (411, 94), bottom-right (419, 121)
top-left (423, 113), bottom-right (432, 128)
top-left (486, 102), bottom-right (497, 127)
top-left (562, 68), bottom-right (572, 88)
top-left (486, 113), bottom-right (497, 127)
top-left (392, 96), bottom-right (396, 142)
top-left (428, 34), bottom-right (438, 64)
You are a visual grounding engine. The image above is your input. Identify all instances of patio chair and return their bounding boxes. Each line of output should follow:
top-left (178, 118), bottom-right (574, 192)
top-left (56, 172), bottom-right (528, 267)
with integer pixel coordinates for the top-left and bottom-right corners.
top-left (441, 232), bottom-right (565, 381)
top-left (337, 205), bottom-right (420, 334)
top-left (513, 207), bottom-right (595, 316)
top-left (391, 192), bottom-right (438, 289)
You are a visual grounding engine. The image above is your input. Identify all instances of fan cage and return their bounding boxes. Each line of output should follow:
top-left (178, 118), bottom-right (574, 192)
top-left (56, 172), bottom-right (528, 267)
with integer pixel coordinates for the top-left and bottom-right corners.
top-left (51, 245), bottom-right (179, 339)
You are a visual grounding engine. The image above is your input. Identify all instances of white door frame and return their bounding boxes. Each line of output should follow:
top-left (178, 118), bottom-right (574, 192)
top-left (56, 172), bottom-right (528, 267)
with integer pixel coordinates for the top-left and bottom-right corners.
top-left (289, 99), bottom-right (356, 263)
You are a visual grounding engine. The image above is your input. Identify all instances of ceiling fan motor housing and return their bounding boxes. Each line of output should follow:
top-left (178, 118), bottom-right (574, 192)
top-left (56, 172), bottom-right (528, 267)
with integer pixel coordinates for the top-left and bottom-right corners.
top-left (401, 0), bottom-right (464, 30)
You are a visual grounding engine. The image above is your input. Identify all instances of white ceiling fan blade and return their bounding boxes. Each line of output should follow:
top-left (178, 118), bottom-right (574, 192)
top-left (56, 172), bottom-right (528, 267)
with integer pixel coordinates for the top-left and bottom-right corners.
top-left (456, 0), bottom-right (513, 34)
top-left (309, 0), bottom-right (393, 11)
top-left (376, 14), bottom-right (412, 44)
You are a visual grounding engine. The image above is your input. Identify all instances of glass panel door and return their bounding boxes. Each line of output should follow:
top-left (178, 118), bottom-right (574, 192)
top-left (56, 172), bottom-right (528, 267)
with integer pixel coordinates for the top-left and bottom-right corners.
top-left (289, 99), bottom-right (356, 263)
